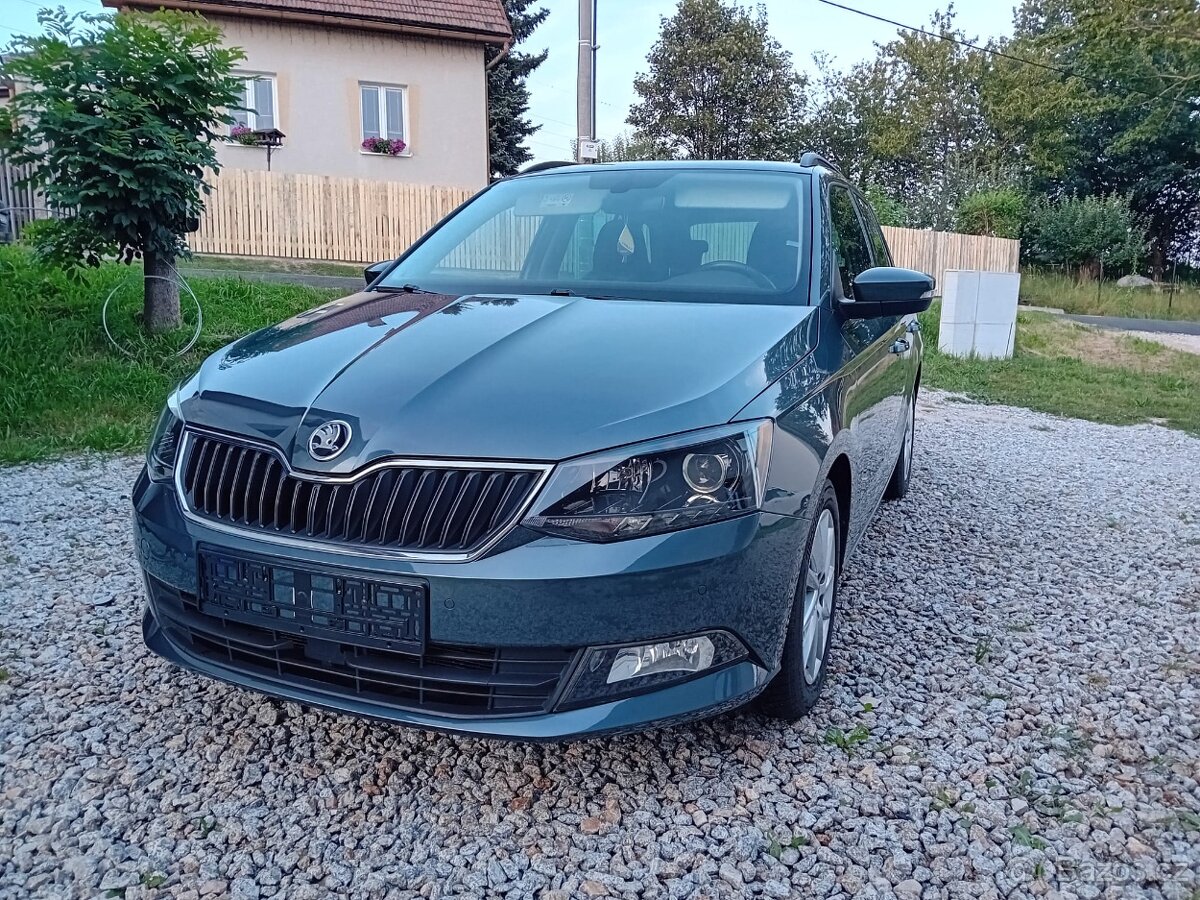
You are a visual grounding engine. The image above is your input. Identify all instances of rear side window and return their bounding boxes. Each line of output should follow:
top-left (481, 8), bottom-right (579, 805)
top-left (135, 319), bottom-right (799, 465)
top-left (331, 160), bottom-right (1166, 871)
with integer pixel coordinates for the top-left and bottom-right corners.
top-left (828, 185), bottom-right (872, 298)
top-left (855, 196), bottom-right (892, 267)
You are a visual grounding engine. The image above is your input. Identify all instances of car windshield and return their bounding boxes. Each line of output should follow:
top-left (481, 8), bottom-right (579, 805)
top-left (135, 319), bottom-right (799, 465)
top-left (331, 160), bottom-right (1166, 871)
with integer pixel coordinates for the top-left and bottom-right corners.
top-left (377, 167), bottom-right (809, 304)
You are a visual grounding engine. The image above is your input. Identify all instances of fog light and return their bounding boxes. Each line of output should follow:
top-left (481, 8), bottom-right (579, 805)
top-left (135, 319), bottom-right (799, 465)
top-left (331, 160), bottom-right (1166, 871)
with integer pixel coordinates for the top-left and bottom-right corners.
top-left (607, 636), bottom-right (715, 684)
top-left (556, 630), bottom-right (749, 709)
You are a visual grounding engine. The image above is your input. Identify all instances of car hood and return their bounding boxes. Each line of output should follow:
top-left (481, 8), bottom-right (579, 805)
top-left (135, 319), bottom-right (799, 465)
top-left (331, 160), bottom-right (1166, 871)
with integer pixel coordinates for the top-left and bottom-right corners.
top-left (177, 290), bottom-right (817, 469)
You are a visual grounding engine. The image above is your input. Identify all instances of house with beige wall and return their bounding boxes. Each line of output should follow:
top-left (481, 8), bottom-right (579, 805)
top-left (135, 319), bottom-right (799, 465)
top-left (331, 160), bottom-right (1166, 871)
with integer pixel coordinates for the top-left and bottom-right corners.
top-left (101, 0), bottom-right (511, 190)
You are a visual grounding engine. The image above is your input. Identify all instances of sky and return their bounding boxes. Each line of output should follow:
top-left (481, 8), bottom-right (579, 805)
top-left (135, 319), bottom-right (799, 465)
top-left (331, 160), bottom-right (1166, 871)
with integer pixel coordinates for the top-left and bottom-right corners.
top-left (1, 0), bottom-right (1018, 164)
top-left (522, 0), bottom-right (1019, 162)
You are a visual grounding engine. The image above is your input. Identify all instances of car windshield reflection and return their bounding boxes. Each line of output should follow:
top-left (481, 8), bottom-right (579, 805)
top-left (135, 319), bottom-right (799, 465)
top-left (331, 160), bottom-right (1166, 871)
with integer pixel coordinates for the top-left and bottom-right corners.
top-left (378, 168), bottom-right (808, 305)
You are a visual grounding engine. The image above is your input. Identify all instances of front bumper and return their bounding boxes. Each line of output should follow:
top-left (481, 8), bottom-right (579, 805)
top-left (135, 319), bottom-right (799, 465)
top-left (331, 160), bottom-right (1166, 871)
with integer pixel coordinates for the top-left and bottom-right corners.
top-left (133, 468), bottom-right (806, 740)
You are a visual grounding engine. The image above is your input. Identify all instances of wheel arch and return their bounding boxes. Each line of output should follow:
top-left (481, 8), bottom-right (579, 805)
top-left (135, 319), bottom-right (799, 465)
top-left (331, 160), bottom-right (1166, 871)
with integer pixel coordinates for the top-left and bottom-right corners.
top-left (825, 453), bottom-right (852, 567)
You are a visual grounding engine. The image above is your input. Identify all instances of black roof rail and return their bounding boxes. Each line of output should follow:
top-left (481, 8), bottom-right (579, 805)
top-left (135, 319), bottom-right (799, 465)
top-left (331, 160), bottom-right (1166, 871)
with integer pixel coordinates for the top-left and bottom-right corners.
top-left (518, 160), bottom-right (577, 175)
top-left (798, 151), bottom-right (841, 174)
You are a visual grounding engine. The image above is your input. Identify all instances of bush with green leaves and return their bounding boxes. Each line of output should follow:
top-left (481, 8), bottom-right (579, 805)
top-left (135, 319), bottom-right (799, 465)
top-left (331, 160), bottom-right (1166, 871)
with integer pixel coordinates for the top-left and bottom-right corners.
top-left (957, 188), bottom-right (1025, 239)
top-left (0, 8), bottom-right (243, 332)
top-left (863, 184), bottom-right (909, 228)
top-left (1023, 194), bottom-right (1147, 281)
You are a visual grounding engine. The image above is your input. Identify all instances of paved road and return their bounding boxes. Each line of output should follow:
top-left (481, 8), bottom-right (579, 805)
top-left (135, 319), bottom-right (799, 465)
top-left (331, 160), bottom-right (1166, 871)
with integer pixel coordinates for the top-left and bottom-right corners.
top-left (1065, 313), bottom-right (1200, 335)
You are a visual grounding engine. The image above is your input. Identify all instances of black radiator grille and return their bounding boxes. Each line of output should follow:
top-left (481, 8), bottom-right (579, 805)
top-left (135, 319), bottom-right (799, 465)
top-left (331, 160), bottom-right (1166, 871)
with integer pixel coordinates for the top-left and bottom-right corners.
top-left (179, 431), bottom-right (543, 554)
top-left (152, 580), bottom-right (576, 716)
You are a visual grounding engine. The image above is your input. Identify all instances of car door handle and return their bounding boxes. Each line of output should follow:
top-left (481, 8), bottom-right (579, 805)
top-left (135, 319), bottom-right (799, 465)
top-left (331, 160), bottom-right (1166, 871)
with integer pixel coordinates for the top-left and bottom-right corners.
top-left (890, 338), bottom-right (910, 354)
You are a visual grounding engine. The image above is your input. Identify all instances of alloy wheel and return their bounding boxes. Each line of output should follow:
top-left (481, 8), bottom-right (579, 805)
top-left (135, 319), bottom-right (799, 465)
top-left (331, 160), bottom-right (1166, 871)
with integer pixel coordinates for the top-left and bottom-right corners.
top-left (802, 508), bottom-right (837, 684)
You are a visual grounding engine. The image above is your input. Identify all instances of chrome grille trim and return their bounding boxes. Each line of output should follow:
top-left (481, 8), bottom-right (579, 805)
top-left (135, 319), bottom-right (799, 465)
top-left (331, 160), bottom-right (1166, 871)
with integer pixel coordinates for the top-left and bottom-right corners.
top-left (173, 428), bottom-right (553, 562)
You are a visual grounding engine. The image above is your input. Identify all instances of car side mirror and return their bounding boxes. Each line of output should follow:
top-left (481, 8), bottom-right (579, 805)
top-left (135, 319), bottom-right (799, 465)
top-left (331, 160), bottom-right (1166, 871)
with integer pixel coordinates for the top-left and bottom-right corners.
top-left (840, 267), bottom-right (935, 318)
top-left (364, 259), bottom-right (394, 286)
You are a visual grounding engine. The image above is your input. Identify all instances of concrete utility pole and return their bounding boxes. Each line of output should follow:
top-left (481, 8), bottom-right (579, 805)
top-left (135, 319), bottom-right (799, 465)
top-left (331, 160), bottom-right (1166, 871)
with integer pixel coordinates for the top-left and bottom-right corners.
top-left (576, 0), bottom-right (597, 162)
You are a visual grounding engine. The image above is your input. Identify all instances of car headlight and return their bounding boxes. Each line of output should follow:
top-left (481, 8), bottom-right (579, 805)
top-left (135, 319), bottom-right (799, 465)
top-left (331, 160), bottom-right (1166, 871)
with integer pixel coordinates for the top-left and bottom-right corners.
top-left (522, 421), bottom-right (772, 542)
top-left (146, 399), bottom-right (183, 483)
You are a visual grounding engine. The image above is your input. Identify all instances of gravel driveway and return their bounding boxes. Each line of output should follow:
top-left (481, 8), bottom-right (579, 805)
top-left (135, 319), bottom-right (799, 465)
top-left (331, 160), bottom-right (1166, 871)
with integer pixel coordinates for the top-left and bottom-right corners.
top-left (2, 392), bottom-right (1198, 900)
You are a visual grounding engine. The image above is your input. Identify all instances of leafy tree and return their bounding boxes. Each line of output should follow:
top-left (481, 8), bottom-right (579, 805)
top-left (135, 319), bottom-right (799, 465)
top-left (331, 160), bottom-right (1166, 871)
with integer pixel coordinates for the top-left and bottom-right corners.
top-left (627, 0), bottom-right (804, 160)
top-left (0, 9), bottom-right (243, 332)
top-left (957, 188), bottom-right (1025, 238)
top-left (1024, 194), bottom-right (1146, 280)
top-left (985, 0), bottom-right (1200, 276)
top-left (795, 53), bottom-right (880, 184)
top-left (801, 9), bottom-right (1003, 229)
top-left (486, 0), bottom-right (549, 178)
top-left (863, 184), bottom-right (909, 228)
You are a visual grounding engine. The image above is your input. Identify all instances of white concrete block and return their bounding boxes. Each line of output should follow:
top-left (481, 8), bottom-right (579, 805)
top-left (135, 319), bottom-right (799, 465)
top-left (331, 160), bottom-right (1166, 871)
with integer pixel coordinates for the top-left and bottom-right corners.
top-left (977, 272), bottom-right (1022, 324)
top-left (938, 321), bottom-right (976, 357)
top-left (973, 323), bottom-right (1014, 359)
top-left (941, 270), bottom-right (981, 324)
top-left (939, 268), bottom-right (1019, 360)
top-left (940, 271), bottom-right (960, 322)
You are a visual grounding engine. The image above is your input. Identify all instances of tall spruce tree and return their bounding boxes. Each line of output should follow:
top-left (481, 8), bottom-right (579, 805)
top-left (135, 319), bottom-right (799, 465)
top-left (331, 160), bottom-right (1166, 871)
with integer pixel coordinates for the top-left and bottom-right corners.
top-left (487, 0), bottom-right (549, 178)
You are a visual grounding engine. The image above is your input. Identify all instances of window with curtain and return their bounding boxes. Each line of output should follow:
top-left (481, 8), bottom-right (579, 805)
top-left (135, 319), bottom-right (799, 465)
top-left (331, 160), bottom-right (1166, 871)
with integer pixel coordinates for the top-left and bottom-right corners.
top-left (360, 84), bottom-right (407, 146)
top-left (230, 74), bottom-right (276, 134)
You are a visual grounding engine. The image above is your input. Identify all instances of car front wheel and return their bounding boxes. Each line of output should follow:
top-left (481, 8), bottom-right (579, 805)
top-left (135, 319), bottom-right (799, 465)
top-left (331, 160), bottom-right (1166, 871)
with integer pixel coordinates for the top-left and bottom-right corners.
top-left (758, 480), bottom-right (841, 719)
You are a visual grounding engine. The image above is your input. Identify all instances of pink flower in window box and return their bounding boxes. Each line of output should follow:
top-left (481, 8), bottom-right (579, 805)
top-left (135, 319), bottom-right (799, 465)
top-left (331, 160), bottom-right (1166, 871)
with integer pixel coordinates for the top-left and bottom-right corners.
top-left (361, 137), bottom-right (407, 156)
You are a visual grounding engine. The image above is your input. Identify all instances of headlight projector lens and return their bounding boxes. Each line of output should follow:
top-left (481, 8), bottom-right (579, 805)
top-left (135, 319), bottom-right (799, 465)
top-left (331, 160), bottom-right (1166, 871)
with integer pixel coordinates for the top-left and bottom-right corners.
top-left (682, 452), bottom-right (728, 493)
top-left (522, 421), bottom-right (771, 542)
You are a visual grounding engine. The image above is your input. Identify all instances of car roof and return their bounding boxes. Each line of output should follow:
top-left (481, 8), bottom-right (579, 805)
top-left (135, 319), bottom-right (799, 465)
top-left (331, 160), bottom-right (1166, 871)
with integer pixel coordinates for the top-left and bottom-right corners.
top-left (513, 159), bottom-right (831, 178)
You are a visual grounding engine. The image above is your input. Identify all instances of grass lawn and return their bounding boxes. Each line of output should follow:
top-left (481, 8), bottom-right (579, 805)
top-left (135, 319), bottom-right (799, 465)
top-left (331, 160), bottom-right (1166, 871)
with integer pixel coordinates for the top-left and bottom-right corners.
top-left (0, 246), bottom-right (341, 463)
top-left (3, 246), bottom-right (1198, 465)
top-left (180, 253), bottom-right (365, 279)
top-left (919, 304), bottom-right (1200, 434)
top-left (1019, 268), bottom-right (1200, 321)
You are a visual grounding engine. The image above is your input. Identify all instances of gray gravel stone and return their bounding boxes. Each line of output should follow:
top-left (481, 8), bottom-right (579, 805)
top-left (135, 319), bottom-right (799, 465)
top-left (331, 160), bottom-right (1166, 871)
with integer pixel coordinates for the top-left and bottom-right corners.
top-left (1, 392), bottom-right (1198, 899)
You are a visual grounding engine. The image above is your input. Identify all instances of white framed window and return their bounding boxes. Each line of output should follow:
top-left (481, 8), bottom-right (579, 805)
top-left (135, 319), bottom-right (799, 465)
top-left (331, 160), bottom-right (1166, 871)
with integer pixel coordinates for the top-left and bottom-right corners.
top-left (360, 83), bottom-right (408, 148)
top-left (230, 73), bottom-right (277, 134)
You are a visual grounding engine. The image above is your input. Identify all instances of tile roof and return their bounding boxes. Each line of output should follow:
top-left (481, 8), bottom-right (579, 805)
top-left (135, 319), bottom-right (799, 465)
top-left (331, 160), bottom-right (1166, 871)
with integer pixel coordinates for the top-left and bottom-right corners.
top-left (108, 0), bottom-right (512, 42)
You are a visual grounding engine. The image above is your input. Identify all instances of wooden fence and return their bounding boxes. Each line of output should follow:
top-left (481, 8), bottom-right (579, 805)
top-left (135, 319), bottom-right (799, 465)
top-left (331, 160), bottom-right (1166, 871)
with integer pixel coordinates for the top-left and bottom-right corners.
top-left (882, 226), bottom-right (1020, 290)
top-left (190, 170), bottom-right (1022, 284)
top-left (191, 170), bottom-right (474, 262)
top-left (0, 158), bottom-right (50, 244)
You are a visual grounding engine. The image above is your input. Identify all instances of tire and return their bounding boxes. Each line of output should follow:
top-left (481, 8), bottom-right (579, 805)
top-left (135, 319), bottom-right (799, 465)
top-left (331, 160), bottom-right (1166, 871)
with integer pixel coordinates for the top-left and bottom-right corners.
top-left (884, 392), bottom-right (915, 501)
top-left (758, 481), bottom-right (841, 720)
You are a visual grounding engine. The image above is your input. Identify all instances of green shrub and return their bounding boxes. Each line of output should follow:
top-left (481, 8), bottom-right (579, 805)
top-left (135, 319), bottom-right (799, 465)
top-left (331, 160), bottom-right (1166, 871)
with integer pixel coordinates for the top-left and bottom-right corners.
top-left (863, 184), bottom-right (909, 227)
top-left (1023, 194), bottom-right (1146, 281)
top-left (957, 188), bottom-right (1025, 238)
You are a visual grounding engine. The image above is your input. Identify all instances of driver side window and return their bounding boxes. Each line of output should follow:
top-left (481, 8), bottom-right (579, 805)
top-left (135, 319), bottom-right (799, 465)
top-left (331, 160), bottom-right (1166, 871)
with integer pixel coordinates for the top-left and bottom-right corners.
top-left (828, 185), bottom-right (872, 299)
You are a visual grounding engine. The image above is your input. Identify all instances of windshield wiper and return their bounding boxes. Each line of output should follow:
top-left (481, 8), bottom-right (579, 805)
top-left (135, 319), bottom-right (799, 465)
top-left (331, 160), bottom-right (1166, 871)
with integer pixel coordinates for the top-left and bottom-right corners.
top-left (543, 288), bottom-right (651, 302)
top-left (397, 283), bottom-right (439, 295)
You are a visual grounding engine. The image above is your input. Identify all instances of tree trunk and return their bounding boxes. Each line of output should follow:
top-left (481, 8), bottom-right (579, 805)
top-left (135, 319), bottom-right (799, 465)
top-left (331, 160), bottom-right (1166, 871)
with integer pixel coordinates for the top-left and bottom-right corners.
top-left (143, 250), bottom-right (181, 333)
top-left (1077, 258), bottom-right (1102, 283)
top-left (1149, 246), bottom-right (1165, 283)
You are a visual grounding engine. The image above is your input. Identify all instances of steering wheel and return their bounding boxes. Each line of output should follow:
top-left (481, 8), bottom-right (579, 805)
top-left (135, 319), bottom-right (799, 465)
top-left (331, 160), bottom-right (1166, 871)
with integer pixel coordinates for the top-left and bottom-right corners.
top-left (697, 260), bottom-right (775, 290)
